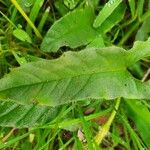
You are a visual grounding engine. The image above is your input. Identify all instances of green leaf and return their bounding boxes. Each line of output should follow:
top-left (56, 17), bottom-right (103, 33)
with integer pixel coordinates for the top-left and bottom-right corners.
top-left (128, 0), bottom-right (135, 17)
top-left (13, 28), bottom-right (32, 43)
top-left (87, 35), bottom-right (105, 48)
top-left (41, 7), bottom-right (98, 52)
top-left (97, 2), bottom-right (125, 33)
top-left (137, 0), bottom-right (144, 18)
top-left (135, 17), bottom-right (150, 41)
top-left (135, 1), bottom-right (150, 41)
top-left (64, 0), bottom-right (80, 9)
top-left (124, 100), bottom-right (150, 147)
top-left (12, 51), bottom-right (27, 65)
top-left (41, 4), bottom-right (125, 53)
top-left (127, 38), bottom-right (150, 64)
top-left (54, 0), bottom-right (69, 16)
top-left (26, 0), bottom-right (45, 36)
top-left (0, 101), bottom-right (58, 128)
top-left (0, 39), bottom-right (150, 107)
top-left (19, 0), bottom-right (34, 13)
top-left (93, 0), bottom-right (122, 28)
top-left (24, 54), bottom-right (44, 62)
top-left (0, 58), bottom-right (8, 78)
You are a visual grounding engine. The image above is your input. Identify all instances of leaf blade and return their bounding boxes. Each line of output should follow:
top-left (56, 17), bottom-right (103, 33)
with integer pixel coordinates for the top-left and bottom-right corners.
top-left (93, 0), bottom-right (122, 28)
top-left (0, 39), bottom-right (150, 106)
top-left (124, 100), bottom-right (150, 147)
top-left (41, 7), bottom-right (98, 52)
top-left (0, 101), bottom-right (58, 128)
top-left (97, 2), bottom-right (125, 33)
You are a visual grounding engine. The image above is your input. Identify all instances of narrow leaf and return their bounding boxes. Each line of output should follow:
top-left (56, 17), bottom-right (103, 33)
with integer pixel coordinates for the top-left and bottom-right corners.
top-left (128, 0), bottom-right (135, 17)
top-left (26, 0), bottom-right (44, 36)
top-left (13, 28), bottom-right (32, 43)
top-left (97, 2), bottom-right (125, 33)
top-left (137, 0), bottom-right (144, 18)
top-left (124, 100), bottom-right (150, 147)
top-left (93, 0), bottom-right (122, 28)
top-left (135, 17), bottom-right (150, 41)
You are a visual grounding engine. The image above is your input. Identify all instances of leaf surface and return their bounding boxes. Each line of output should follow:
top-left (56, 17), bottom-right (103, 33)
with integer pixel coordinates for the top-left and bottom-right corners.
top-left (0, 39), bottom-right (150, 107)
top-left (0, 101), bottom-right (58, 128)
top-left (128, 0), bottom-right (135, 17)
top-left (93, 0), bottom-right (122, 28)
top-left (97, 2), bottom-right (125, 33)
top-left (124, 100), bottom-right (150, 147)
top-left (41, 7), bottom-right (98, 52)
top-left (13, 28), bottom-right (32, 43)
top-left (135, 17), bottom-right (150, 41)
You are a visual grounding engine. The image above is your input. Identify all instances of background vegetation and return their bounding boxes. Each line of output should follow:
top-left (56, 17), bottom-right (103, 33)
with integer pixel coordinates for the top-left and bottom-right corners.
top-left (0, 0), bottom-right (150, 149)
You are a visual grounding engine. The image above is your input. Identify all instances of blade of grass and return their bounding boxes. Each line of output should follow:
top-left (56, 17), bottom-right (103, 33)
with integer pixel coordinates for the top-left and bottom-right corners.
top-left (119, 8), bottom-right (150, 45)
top-left (94, 98), bottom-right (121, 145)
top-left (37, 7), bottom-right (50, 33)
top-left (93, 0), bottom-right (122, 28)
top-left (118, 22), bottom-right (140, 46)
top-left (124, 124), bottom-right (131, 150)
top-left (58, 132), bottom-right (64, 148)
top-left (124, 68), bottom-right (150, 148)
top-left (128, 0), bottom-right (135, 18)
top-left (142, 68), bottom-right (150, 82)
top-left (38, 129), bottom-right (60, 150)
top-left (26, 0), bottom-right (44, 37)
top-left (0, 130), bottom-right (33, 149)
top-left (137, 0), bottom-right (144, 19)
top-left (73, 133), bottom-right (84, 150)
top-left (58, 137), bottom-right (74, 150)
top-left (78, 105), bottom-right (95, 150)
top-left (41, 108), bottom-right (112, 129)
top-left (120, 111), bottom-right (146, 149)
top-left (10, 7), bottom-right (18, 23)
top-left (2, 128), bottom-right (16, 142)
top-left (10, 0), bottom-right (42, 39)
top-left (0, 11), bottom-right (17, 28)
top-left (0, 0), bottom-right (7, 5)
top-left (124, 100), bottom-right (150, 148)
top-left (110, 128), bottom-right (129, 149)
top-left (141, 10), bottom-right (150, 22)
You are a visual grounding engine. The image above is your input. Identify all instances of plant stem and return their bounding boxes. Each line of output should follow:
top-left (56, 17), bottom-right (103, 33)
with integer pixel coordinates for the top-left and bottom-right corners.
top-left (10, 0), bottom-right (42, 39)
top-left (2, 128), bottom-right (15, 142)
top-left (118, 22), bottom-right (139, 46)
top-left (94, 97), bottom-right (121, 145)
top-left (118, 10), bottom-right (150, 46)
top-left (0, 11), bottom-right (17, 28)
top-left (142, 68), bottom-right (150, 82)
top-left (38, 108), bottom-right (112, 129)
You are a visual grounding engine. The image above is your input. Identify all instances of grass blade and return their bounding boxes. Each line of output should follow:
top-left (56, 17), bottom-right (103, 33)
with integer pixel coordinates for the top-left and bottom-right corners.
top-left (93, 0), bottom-right (122, 28)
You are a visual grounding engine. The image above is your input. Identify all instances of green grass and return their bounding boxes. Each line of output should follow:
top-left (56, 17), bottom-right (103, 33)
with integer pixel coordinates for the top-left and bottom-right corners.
top-left (0, 0), bottom-right (150, 149)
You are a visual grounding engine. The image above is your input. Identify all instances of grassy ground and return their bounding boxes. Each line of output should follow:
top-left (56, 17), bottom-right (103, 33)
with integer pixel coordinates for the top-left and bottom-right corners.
top-left (0, 0), bottom-right (150, 149)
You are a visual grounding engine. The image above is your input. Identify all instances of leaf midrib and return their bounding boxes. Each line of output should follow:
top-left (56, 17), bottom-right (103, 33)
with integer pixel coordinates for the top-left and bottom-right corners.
top-left (0, 68), bottom-right (126, 92)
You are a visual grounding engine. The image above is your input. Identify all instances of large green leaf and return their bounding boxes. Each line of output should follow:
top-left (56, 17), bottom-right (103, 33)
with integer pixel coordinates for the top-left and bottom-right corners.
top-left (41, 7), bottom-right (98, 52)
top-left (0, 101), bottom-right (58, 128)
top-left (0, 39), bottom-right (150, 107)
